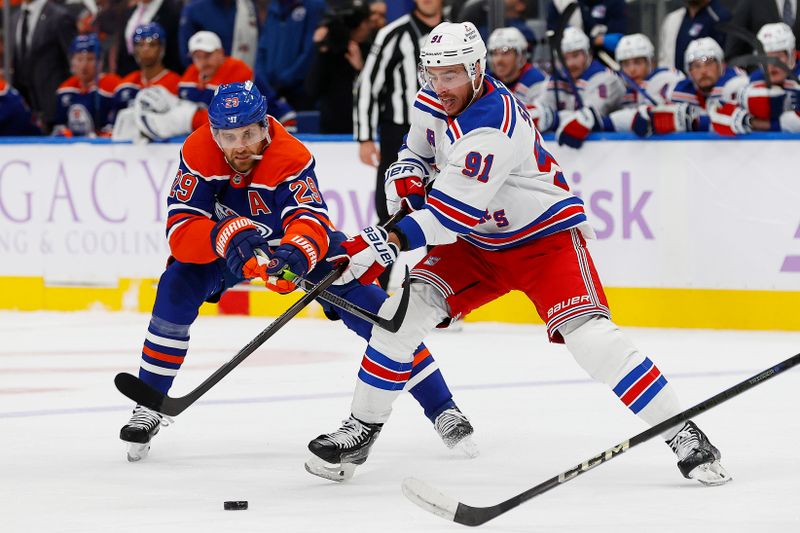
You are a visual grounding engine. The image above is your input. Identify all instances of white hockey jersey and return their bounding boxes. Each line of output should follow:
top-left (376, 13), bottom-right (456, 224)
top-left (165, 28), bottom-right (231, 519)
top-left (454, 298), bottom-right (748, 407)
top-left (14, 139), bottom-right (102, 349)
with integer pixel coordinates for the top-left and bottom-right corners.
top-left (394, 75), bottom-right (594, 252)
top-left (538, 59), bottom-right (626, 120)
top-left (608, 66), bottom-right (685, 132)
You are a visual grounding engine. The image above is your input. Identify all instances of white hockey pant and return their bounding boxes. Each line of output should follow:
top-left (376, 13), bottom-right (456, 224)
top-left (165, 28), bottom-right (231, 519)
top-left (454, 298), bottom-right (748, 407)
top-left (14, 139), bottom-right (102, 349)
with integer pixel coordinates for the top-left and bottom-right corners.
top-left (351, 282), bottom-right (449, 424)
top-left (560, 315), bottom-right (683, 440)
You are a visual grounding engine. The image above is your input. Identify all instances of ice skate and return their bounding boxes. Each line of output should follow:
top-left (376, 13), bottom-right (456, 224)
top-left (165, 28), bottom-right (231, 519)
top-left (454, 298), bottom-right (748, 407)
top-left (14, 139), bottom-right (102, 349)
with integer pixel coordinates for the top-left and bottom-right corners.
top-left (305, 416), bottom-right (382, 482)
top-left (434, 407), bottom-right (479, 458)
top-left (119, 405), bottom-right (172, 462)
top-left (667, 420), bottom-right (731, 486)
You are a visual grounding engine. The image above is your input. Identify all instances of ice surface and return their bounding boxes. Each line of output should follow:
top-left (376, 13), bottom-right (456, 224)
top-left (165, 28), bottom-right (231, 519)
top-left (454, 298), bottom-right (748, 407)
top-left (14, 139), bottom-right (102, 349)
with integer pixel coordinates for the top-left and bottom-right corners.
top-left (2, 311), bottom-right (799, 532)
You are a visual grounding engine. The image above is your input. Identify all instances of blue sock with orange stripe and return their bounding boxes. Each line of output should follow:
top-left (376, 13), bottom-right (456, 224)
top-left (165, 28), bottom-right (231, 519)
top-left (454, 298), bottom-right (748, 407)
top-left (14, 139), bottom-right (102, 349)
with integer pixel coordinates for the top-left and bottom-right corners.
top-left (138, 316), bottom-right (190, 394)
top-left (405, 344), bottom-right (455, 422)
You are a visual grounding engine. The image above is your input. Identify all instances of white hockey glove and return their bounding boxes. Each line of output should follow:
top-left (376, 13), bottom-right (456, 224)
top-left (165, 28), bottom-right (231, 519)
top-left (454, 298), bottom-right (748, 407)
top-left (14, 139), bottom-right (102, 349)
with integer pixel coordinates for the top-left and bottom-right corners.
top-left (136, 85), bottom-right (181, 114)
top-left (384, 160), bottom-right (427, 216)
top-left (779, 110), bottom-right (800, 132)
top-left (135, 98), bottom-right (199, 141)
top-left (327, 226), bottom-right (398, 286)
top-left (529, 103), bottom-right (556, 132)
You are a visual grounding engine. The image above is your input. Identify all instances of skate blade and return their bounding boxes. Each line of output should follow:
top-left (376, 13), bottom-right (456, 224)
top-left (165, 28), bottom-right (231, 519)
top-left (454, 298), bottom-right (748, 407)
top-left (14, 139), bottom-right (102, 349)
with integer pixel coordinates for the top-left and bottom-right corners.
top-left (689, 460), bottom-right (732, 486)
top-left (452, 436), bottom-right (480, 459)
top-left (126, 442), bottom-right (151, 462)
top-left (304, 455), bottom-right (357, 482)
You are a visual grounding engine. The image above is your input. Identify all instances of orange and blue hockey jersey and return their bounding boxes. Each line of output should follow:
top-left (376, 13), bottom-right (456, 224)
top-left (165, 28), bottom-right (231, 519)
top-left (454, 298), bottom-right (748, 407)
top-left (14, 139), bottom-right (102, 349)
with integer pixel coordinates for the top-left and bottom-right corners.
top-left (165, 116), bottom-right (330, 265)
top-left (0, 79), bottom-right (41, 135)
top-left (113, 68), bottom-right (181, 112)
top-left (178, 56), bottom-right (296, 131)
top-left (54, 73), bottom-right (122, 136)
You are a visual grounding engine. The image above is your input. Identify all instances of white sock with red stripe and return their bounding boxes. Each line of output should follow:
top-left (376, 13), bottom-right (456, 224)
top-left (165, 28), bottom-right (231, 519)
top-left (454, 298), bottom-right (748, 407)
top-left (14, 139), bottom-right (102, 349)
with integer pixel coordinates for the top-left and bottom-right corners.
top-left (561, 315), bottom-right (683, 440)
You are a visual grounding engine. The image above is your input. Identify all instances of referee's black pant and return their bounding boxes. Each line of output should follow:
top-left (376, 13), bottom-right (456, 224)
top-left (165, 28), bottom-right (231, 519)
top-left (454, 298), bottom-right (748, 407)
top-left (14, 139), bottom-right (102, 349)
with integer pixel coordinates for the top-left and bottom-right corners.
top-left (375, 122), bottom-right (410, 290)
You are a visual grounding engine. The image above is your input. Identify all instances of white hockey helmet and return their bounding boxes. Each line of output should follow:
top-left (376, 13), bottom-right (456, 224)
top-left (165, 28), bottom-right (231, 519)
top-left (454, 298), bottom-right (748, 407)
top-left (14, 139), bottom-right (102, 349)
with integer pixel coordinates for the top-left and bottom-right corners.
top-left (561, 27), bottom-right (590, 55)
top-left (684, 37), bottom-right (724, 67)
top-left (757, 22), bottom-right (796, 54)
top-left (420, 21), bottom-right (487, 83)
top-left (488, 27), bottom-right (528, 69)
top-left (615, 33), bottom-right (655, 62)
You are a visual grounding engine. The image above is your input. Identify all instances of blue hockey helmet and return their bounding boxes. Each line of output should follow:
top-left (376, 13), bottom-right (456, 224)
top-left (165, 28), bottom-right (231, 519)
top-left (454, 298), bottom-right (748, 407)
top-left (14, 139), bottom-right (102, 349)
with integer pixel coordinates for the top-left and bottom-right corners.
top-left (70, 33), bottom-right (100, 56)
top-left (133, 22), bottom-right (167, 44)
top-left (208, 81), bottom-right (268, 129)
top-left (208, 81), bottom-right (269, 148)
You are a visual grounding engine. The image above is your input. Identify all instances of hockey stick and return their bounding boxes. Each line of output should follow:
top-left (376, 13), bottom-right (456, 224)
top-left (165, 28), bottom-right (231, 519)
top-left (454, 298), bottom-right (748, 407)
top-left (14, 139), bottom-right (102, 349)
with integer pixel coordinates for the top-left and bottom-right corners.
top-left (254, 248), bottom-right (411, 333)
top-left (551, 2), bottom-right (584, 109)
top-left (715, 22), bottom-right (773, 88)
top-left (292, 267), bottom-right (410, 333)
top-left (596, 49), bottom-right (659, 105)
top-left (728, 54), bottom-right (800, 84)
top-left (402, 351), bottom-right (800, 527)
top-left (115, 210), bottom-right (411, 416)
top-left (114, 263), bottom-right (350, 416)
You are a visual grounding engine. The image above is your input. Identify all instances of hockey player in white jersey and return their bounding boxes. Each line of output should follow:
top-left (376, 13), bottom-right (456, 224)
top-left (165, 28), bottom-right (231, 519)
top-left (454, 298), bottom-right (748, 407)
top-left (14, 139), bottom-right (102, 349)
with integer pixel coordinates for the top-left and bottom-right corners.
top-left (713, 23), bottom-right (800, 135)
top-left (487, 27), bottom-right (552, 130)
top-left (306, 21), bottom-right (732, 487)
top-left (603, 33), bottom-right (689, 136)
top-left (543, 27), bottom-right (626, 147)
top-left (669, 37), bottom-right (749, 134)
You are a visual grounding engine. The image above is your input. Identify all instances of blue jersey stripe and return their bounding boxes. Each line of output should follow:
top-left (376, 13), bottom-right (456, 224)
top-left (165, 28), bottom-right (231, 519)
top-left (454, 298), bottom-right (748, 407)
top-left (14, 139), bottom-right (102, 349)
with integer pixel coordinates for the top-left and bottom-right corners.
top-left (613, 357), bottom-right (654, 397)
top-left (365, 345), bottom-right (412, 372)
top-left (428, 189), bottom-right (485, 219)
top-left (630, 375), bottom-right (668, 414)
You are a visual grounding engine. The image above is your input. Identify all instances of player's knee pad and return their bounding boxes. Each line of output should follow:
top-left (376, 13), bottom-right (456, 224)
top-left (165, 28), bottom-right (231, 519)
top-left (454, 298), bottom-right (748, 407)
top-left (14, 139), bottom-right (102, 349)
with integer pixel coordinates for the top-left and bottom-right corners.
top-left (560, 315), bottom-right (641, 386)
top-left (368, 281), bottom-right (450, 364)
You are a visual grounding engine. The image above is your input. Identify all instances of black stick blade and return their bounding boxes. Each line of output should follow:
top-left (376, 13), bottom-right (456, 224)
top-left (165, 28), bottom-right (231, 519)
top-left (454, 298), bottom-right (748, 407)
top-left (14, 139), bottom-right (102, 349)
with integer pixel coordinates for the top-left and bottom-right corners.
top-left (114, 372), bottom-right (166, 412)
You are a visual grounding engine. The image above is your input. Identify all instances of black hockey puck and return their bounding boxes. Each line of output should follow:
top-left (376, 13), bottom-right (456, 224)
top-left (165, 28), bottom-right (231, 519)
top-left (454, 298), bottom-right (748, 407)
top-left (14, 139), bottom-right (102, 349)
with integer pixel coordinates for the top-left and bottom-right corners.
top-left (223, 501), bottom-right (248, 510)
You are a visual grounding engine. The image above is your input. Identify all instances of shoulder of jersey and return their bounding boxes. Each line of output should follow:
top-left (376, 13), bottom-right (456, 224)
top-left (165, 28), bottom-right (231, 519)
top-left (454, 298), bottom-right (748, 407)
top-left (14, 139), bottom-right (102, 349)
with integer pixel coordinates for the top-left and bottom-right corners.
top-left (214, 57), bottom-right (253, 85)
top-left (719, 67), bottom-right (745, 85)
top-left (414, 85), bottom-right (448, 119)
top-left (57, 76), bottom-right (82, 92)
top-left (519, 64), bottom-right (546, 85)
top-left (582, 60), bottom-right (611, 80)
top-left (119, 71), bottom-right (143, 87)
top-left (99, 74), bottom-right (122, 94)
top-left (0, 78), bottom-right (8, 95)
top-left (180, 65), bottom-right (200, 83)
top-left (649, 66), bottom-right (682, 80)
top-left (250, 117), bottom-right (313, 188)
top-left (748, 69), bottom-right (766, 82)
top-left (452, 77), bottom-right (519, 139)
top-left (672, 77), bottom-right (695, 93)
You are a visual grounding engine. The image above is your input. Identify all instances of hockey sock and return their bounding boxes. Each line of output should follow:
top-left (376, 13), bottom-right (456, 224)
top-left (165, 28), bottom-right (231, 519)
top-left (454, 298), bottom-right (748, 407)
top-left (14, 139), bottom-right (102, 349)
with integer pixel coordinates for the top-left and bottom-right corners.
top-left (138, 316), bottom-right (190, 394)
top-left (405, 344), bottom-right (456, 422)
top-left (561, 315), bottom-right (683, 440)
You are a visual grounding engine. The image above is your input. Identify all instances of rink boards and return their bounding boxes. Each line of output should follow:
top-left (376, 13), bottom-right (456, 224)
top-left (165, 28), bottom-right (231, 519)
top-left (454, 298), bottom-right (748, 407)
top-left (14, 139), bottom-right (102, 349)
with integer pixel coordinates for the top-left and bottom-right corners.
top-left (0, 133), bottom-right (798, 330)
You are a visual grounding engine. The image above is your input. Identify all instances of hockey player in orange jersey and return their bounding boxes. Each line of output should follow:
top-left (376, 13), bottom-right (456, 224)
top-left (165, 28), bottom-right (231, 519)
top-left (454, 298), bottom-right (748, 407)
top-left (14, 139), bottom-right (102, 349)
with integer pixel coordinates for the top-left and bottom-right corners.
top-left (118, 82), bottom-right (476, 472)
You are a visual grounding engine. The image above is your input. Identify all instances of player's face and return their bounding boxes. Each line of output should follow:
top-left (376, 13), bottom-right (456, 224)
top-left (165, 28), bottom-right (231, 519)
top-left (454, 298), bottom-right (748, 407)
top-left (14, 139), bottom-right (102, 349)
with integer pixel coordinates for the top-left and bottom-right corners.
top-left (216, 124), bottom-right (269, 173)
top-left (489, 48), bottom-right (521, 83)
top-left (415, 0), bottom-right (442, 17)
top-left (766, 51), bottom-right (790, 85)
top-left (134, 39), bottom-right (163, 69)
top-left (564, 50), bottom-right (589, 80)
top-left (688, 58), bottom-right (722, 93)
top-left (620, 57), bottom-right (650, 85)
top-left (71, 52), bottom-right (97, 85)
top-left (426, 65), bottom-right (474, 116)
top-left (191, 49), bottom-right (225, 81)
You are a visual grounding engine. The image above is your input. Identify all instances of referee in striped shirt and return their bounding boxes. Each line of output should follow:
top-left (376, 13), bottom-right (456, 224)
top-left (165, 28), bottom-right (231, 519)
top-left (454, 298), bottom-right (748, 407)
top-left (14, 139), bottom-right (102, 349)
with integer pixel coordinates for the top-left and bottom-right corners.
top-left (354, 0), bottom-right (444, 289)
